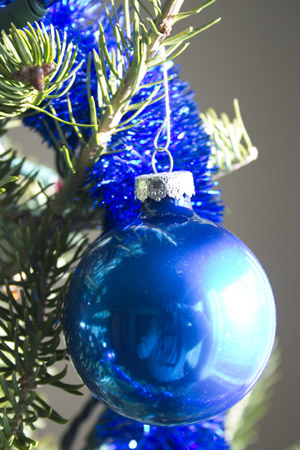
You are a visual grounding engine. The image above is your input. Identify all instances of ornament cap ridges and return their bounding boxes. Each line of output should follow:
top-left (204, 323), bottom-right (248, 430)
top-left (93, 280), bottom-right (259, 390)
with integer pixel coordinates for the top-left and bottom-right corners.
top-left (135, 171), bottom-right (195, 202)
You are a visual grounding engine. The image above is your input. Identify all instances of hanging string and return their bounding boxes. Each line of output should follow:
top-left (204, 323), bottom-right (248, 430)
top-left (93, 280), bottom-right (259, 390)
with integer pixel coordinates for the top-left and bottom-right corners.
top-left (151, 47), bottom-right (174, 174)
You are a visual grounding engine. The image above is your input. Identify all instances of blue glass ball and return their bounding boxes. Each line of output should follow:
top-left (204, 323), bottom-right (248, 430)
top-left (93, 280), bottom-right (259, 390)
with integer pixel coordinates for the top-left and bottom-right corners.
top-left (63, 195), bottom-right (276, 426)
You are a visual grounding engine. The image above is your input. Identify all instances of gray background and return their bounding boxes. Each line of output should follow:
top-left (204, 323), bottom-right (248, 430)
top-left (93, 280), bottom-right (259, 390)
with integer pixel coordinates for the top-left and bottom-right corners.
top-left (6, 0), bottom-right (300, 448)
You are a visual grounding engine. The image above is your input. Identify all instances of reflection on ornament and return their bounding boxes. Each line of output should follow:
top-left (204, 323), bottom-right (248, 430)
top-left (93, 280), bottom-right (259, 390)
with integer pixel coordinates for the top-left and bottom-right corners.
top-left (63, 171), bottom-right (276, 426)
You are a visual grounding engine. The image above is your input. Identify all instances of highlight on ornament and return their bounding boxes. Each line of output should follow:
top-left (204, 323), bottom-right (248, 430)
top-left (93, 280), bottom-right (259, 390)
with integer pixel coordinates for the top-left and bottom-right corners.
top-left (63, 170), bottom-right (276, 426)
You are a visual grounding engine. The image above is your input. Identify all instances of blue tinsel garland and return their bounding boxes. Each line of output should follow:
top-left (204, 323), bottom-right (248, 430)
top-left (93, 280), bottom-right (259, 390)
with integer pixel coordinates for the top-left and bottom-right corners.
top-left (86, 409), bottom-right (230, 450)
top-left (1, 0), bottom-right (224, 226)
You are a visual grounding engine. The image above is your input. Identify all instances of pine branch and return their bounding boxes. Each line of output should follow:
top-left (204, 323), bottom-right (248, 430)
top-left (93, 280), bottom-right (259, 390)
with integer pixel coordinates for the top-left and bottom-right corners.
top-left (84, 0), bottom-right (220, 158)
top-left (0, 22), bottom-right (82, 119)
top-left (201, 99), bottom-right (258, 179)
top-left (0, 152), bottom-right (106, 449)
top-left (225, 341), bottom-right (281, 450)
top-left (0, 215), bottom-right (87, 448)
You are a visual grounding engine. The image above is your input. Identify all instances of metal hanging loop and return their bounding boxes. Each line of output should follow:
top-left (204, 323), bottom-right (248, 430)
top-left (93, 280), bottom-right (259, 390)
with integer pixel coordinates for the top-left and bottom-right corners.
top-left (151, 48), bottom-right (174, 174)
top-left (151, 148), bottom-right (174, 173)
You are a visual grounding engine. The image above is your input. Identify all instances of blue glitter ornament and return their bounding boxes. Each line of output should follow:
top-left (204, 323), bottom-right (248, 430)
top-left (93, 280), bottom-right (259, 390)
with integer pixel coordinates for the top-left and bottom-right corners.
top-left (86, 408), bottom-right (229, 449)
top-left (63, 171), bottom-right (276, 426)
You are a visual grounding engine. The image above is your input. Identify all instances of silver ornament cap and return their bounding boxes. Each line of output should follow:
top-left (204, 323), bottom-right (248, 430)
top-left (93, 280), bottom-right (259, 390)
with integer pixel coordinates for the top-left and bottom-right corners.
top-left (135, 171), bottom-right (195, 202)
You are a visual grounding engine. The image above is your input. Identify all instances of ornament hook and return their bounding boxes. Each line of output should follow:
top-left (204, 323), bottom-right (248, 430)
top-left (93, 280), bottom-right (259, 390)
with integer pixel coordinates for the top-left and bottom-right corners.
top-left (151, 147), bottom-right (174, 173)
top-left (152, 47), bottom-right (174, 174)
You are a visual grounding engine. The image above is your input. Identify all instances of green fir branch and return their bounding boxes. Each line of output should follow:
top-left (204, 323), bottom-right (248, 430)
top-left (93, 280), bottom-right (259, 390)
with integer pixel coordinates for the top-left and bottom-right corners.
top-left (0, 151), bottom-right (107, 448)
top-left (225, 341), bottom-right (281, 450)
top-left (162, 18), bottom-right (221, 47)
top-left (0, 23), bottom-right (82, 119)
top-left (201, 99), bottom-right (258, 179)
top-left (174, 0), bottom-right (218, 22)
top-left (83, 0), bottom-right (221, 159)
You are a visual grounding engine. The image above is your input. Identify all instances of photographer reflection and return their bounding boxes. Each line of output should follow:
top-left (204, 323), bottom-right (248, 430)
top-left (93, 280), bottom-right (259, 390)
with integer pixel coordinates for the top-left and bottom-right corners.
top-left (137, 302), bottom-right (212, 383)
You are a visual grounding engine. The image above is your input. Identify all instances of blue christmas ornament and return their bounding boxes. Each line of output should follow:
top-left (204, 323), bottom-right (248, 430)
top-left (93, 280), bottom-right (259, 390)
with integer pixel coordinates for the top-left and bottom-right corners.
top-left (86, 408), bottom-right (229, 450)
top-left (63, 170), bottom-right (276, 426)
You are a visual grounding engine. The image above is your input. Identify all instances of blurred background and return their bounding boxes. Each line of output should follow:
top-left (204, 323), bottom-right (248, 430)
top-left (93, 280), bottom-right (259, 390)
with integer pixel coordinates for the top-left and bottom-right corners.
top-left (5, 0), bottom-right (300, 448)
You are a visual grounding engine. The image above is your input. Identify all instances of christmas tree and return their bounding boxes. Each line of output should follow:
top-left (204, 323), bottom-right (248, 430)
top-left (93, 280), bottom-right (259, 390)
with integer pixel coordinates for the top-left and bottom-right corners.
top-left (0, 0), bottom-right (291, 448)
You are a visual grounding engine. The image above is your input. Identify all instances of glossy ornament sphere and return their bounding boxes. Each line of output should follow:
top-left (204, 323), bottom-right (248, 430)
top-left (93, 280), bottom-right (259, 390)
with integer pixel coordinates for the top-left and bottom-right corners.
top-left (63, 172), bottom-right (276, 426)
